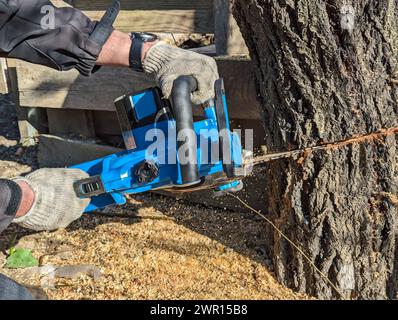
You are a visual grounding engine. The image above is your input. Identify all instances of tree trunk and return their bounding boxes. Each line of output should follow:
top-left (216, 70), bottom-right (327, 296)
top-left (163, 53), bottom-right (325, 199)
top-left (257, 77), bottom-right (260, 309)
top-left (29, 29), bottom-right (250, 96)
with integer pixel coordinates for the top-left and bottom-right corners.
top-left (232, 0), bottom-right (398, 299)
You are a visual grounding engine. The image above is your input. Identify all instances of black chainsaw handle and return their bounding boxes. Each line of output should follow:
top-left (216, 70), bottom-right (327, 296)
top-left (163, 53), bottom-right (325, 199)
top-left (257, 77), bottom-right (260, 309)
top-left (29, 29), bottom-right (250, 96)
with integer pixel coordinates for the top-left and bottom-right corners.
top-left (170, 76), bottom-right (200, 185)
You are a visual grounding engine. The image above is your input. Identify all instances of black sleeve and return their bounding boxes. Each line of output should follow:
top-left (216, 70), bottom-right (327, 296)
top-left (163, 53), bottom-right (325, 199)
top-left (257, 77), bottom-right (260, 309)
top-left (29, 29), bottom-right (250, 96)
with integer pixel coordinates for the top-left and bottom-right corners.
top-left (0, 0), bottom-right (111, 76)
top-left (0, 179), bottom-right (22, 234)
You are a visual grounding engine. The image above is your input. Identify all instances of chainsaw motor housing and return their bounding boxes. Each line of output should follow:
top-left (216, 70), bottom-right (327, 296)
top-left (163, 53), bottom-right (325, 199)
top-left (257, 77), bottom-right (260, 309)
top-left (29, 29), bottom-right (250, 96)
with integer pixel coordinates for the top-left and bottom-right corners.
top-left (72, 77), bottom-right (248, 212)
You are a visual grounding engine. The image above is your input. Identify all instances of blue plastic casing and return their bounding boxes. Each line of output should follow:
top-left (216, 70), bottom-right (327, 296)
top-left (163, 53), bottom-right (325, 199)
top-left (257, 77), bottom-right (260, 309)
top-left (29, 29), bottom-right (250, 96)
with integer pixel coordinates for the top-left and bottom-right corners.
top-left (71, 81), bottom-right (244, 212)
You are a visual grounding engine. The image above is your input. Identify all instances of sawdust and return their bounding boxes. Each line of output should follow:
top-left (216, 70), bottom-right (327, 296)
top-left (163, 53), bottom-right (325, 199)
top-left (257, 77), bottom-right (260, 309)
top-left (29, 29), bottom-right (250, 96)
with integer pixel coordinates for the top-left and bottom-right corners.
top-left (0, 94), bottom-right (310, 300)
top-left (0, 195), bottom-right (310, 300)
top-left (0, 160), bottom-right (31, 179)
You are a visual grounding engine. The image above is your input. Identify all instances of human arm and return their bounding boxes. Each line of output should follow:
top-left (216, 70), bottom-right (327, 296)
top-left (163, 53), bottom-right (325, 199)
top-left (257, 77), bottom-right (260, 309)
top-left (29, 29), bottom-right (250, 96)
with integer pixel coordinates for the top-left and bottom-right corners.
top-left (0, 0), bottom-right (218, 103)
top-left (0, 169), bottom-right (90, 233)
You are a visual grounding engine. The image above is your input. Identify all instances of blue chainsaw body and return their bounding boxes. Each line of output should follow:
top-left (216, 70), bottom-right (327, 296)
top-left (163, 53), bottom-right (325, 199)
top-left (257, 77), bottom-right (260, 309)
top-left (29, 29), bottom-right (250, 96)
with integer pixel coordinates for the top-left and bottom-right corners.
top-left (71, 77), bottom-right (247, 213)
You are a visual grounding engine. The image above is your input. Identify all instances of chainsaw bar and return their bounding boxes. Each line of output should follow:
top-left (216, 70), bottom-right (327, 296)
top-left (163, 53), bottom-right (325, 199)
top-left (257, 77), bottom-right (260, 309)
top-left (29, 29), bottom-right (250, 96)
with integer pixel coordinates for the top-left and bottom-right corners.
top-left (248, 145), bottom-right (327, 167)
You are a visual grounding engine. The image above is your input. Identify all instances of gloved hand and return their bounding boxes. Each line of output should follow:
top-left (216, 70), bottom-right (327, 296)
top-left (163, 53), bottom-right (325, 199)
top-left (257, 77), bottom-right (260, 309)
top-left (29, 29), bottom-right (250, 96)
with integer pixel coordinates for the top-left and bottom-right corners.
top-left (143, 42), bottom-right (219, 105)
top-left (13, 168), bottom-right (90, 231)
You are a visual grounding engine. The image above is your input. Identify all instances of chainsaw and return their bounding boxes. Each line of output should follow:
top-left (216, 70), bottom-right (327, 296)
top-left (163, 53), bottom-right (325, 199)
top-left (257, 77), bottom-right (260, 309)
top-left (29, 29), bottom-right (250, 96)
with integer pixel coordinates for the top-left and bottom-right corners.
top-left (71, 76), bottom-right (252, 212)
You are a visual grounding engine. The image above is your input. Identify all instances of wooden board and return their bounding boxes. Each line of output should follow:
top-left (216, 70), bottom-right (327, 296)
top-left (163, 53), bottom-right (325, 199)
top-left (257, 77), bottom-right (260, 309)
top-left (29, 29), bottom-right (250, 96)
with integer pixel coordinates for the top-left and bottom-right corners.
top-left (38, 134), bottom-right (122, 167)
top-left (0, 58), bottom-right (9, 94)
top-left (52, 0), bottom-right (214, 33)
top-left (4, 59), bottom-right (38, 145)
top-left (72, 0), bottom-right (213, 11)
top-left (14, 61), bottom-right (156, 111)
top-left (85, 10), bottom-right (213, 33)
top-left (47, 109), bottom-right (96, 138)
top-left (12, 57), bottom-right (263, 121)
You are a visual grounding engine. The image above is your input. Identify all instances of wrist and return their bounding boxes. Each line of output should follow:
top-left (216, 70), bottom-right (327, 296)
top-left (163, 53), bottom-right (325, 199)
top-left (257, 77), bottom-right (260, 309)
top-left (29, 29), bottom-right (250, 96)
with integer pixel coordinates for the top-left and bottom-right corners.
top-left (97, 30), bottom-right (132, 67)
top-left (96, 31), bottom-right (159, 69)
top-left (15, 181), bottom-right (35, 218)
top-left (142, 40), bottom-right (160, 63)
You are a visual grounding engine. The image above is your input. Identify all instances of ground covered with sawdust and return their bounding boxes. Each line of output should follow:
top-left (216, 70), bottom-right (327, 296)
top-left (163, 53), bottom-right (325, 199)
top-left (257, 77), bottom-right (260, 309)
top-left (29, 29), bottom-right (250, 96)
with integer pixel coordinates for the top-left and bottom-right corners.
top-left (0, 94), bottom-right (308, 300)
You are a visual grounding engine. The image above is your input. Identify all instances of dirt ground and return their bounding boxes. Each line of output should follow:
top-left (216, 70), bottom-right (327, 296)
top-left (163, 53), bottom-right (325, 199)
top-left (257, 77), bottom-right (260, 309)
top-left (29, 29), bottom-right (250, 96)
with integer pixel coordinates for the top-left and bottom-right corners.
top-left (0, 94), bottom-right (309, 300)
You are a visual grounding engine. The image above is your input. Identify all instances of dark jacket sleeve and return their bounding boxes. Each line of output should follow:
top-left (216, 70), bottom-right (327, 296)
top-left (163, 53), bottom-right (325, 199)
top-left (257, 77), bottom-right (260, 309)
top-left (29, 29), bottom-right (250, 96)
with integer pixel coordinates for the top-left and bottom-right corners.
top-left (0, 0), bottom-right (108, 76)
top-left (0, 179), bottom-right (22, 234)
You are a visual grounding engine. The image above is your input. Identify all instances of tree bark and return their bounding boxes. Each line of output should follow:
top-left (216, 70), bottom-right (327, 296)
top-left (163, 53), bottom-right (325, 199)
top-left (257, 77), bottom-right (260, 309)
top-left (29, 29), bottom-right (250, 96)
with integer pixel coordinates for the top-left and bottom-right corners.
top-left (232, 0), bottom-right (398, 299)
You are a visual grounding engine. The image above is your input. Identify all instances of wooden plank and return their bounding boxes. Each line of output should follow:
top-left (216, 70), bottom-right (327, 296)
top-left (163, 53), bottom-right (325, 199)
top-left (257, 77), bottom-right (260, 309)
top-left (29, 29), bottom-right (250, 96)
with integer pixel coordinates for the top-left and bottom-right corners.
top-left (38, 134), bottom-right (122, 167)
top-left (47, 109), bottom-right (96, 138)
top-left (189, 44), bottom-right (216, 56)
top-left (15, 57), bottom-right (263, 120)
top-left (52, 0), bottom-right (214, 33)
top-left (15, 61), bottom-right (156, 111)
top-left (4, 60), bottom-right (19, 105)
top-left (0, 58), bottom-right (9, 94)
top-left (51, 0), bottom-right (72, 7)
top-left (5, 59), bottom-right (38, 146)
top-left (214, 0), bottom-right (249, 55)
top-left (85, 10), bottom-right (214, 33)
top-left (72, 0), bottom-right (213, 11)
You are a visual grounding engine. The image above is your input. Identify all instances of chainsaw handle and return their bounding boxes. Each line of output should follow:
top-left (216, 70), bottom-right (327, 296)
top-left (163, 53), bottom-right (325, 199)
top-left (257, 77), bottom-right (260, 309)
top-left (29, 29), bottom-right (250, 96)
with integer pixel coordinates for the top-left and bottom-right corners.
top-left (170, 76), bottom-right (200, 185)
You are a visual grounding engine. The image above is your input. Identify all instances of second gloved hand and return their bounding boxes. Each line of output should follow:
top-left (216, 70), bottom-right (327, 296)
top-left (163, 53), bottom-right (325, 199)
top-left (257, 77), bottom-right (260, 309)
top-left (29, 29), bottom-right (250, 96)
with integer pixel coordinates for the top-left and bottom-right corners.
top-left (13, 168), bottom-right (90, 231)
top-left (143, 42), bottom-right (219, 105)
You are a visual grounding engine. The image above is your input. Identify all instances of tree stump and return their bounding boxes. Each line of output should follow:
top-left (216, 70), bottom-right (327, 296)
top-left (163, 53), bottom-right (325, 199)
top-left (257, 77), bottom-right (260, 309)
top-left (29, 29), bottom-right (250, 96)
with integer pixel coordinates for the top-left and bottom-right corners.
top-left (232, 0), bottom-right (398, 299)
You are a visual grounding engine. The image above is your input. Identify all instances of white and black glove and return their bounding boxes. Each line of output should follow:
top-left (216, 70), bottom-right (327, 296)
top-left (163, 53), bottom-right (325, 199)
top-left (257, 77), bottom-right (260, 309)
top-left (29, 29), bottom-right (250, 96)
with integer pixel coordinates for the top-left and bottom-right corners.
top-left (143, 42), bottom-right (219, 105)
top-left (13, 169), bottom-right (90, 231)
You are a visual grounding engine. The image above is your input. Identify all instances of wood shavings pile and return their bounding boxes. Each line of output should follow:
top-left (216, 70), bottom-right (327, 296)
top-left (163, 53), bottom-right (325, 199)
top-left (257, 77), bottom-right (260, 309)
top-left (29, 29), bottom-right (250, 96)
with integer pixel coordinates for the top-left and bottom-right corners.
top-left (0, 194), bottom-right (311, 300)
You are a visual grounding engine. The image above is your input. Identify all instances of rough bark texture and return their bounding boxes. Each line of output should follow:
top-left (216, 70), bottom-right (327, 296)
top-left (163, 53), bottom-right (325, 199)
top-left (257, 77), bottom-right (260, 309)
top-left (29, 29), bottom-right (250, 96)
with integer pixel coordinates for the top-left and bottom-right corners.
top-left (232, 0), bottom-right (398, 299)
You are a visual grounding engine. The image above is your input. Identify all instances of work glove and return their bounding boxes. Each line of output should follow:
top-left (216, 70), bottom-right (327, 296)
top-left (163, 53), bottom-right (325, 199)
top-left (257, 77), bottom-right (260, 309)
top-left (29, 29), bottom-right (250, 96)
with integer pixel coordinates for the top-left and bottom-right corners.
top-left (13, 169), bottom-right (90, 231)
top-left (143, 42), bottom-right (219, 105)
